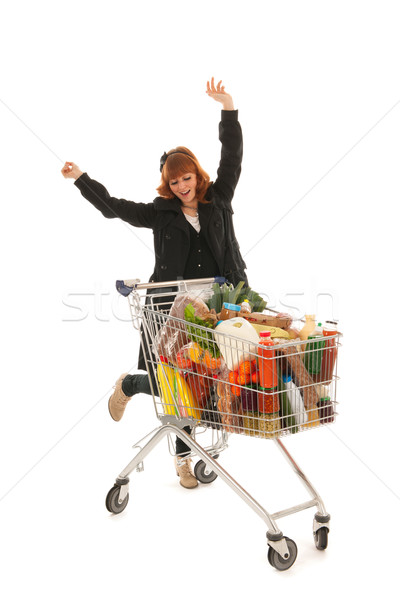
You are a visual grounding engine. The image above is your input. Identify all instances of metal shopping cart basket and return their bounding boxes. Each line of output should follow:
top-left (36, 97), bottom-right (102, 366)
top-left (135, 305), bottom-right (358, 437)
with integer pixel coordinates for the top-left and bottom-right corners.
top-left (105, 277), bottom-right (342, 571)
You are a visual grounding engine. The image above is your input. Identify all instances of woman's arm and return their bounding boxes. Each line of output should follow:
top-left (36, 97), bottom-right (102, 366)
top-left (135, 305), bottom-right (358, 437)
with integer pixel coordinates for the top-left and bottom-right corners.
top-left (206, 77), bottom-right (235, 110)
top-left (61, 162), bottom-right (156, 228)
top-left (206, 79), bottom-right (243, 202)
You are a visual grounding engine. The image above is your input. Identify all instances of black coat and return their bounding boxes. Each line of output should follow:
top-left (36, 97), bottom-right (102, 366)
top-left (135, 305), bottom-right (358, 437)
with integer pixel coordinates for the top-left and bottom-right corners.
top-left (74, 110), bottom-right (248, 372)
top-left (74, 109), bottom-right (247, 287)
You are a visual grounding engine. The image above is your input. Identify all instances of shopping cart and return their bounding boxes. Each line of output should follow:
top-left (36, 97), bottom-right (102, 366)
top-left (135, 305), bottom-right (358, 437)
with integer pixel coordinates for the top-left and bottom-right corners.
top-left (105, 277), bottom-right (341, 571)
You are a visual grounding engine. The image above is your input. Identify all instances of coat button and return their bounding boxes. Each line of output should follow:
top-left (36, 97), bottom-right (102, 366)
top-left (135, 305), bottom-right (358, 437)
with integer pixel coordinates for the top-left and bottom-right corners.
top-left (161, 265), bottom-right (167, 270)
top-left (198, 249), bottom-right (201, 253)
top-left (165, 233), bottom-right (172, 240)
top-left (215, 221), bottom-right (221, 228)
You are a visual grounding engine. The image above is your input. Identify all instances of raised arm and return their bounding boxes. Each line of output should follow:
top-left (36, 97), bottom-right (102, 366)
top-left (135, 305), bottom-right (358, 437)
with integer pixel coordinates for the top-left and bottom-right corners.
top-left (206, 77), bottom-right (235, 111)
top-left (61, 162), bottom-right (156, 228)
top-left (206, 78), bottom-right (243, 202)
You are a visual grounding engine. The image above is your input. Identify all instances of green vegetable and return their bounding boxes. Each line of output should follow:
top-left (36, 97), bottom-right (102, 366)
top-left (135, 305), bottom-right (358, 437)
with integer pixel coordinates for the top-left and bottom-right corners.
top-left (184, 303), bottom-right (220, 357)
top-left (205, 281), bottom-right (267, 314)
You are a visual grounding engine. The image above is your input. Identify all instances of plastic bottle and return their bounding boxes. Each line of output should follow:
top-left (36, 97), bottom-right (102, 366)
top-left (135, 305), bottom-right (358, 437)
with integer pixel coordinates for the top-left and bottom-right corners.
top-left (257, 331), bottom-right (278, 389)
top-left (240, 299), bottom-right (252, 313)
top-left (214, 317), bottom-right (259, 371)
top-left (282, 373), bottom-right (307, 425)
top-left (313, 321), bottom-right (338, 384)
top-left (304, 322), bottom-right (325, 375)
top-left (299, 314), bottom-right (316, 341)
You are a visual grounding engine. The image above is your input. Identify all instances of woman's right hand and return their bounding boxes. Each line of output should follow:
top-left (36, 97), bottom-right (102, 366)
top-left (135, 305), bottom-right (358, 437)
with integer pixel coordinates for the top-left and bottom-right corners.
top-left (61, 162), bottom-right (83, 180)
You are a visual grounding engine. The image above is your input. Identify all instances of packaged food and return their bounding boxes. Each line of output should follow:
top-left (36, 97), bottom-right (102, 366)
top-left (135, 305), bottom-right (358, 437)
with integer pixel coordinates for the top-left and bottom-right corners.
top-left (299, 315), bottom-right (316, 341)
top-left (250, 323), bottom-right (291, 339)
top-left (258, 388), bottom-right (281, 439)
top-left (220, 302), bottom-right (241, 320)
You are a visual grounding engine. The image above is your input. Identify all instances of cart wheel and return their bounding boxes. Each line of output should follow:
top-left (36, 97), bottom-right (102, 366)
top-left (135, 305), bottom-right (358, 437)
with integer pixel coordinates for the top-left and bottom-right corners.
top-left (194, 460), bottom-right (218, 484)
top-left (267, 537), bottom-right (297, 571)
top-left (314, 527), bottom-right (329, 550)
top-left (105, 485), bottom-right (129, 514)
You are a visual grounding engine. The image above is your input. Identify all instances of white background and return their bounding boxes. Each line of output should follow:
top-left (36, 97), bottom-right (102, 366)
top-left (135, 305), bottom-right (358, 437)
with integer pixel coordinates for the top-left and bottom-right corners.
top-left (1, 0), bottom-right (399, 596)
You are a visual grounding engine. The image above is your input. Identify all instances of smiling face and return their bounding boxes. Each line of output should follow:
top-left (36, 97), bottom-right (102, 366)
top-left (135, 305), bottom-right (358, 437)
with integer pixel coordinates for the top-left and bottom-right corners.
top-left (169, 172), bottom-right (198, 206)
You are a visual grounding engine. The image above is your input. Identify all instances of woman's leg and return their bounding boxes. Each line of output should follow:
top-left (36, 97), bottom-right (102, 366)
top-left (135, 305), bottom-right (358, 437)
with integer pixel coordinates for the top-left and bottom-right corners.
top-left (110, 370), bottom-right (197, 487)
top-left (117, 373), bottom-right (194, 453)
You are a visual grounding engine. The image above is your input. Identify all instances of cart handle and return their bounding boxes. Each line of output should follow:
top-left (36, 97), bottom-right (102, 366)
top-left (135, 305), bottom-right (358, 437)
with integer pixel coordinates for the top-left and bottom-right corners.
top-left (116, 276), bottom-right (226, 297)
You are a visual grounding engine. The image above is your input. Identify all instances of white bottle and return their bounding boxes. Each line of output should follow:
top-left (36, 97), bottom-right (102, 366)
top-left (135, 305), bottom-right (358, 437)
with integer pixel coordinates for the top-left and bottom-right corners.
top-left (282, 374), bottom-right (307, 425)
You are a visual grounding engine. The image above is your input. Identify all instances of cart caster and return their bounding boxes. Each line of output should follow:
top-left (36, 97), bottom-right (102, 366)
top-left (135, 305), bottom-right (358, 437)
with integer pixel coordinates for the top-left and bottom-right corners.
top-left (105, 484), bottom-right (129, 514)
top-left (314, 527), bottom-right (329, 550)
top-left (194, 460), bottom-right (218, 484)
top-left (267, 537), bottom-right (297, 571)
top-left (313, 513), bottom-right (330, 550)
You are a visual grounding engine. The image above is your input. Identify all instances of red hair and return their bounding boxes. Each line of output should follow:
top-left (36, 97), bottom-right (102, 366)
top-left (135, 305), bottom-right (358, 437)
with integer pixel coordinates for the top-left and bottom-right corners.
top-left (157, 146), bottom-right (211, 203)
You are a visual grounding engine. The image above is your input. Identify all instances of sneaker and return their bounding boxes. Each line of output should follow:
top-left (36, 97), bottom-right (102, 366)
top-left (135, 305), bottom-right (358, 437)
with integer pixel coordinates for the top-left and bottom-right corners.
top-left (108, 373), bottom-right (131, 421)
top-left (175, 457), bottom-right (198, 489)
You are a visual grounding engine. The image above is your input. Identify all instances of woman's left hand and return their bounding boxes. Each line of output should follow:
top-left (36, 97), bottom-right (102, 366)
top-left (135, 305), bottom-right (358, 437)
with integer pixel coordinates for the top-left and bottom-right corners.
top-left (206, 77), bottom-right (234, 110)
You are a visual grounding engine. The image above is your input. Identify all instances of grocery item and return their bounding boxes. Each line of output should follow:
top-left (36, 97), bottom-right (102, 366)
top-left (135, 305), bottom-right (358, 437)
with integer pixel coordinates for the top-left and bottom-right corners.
top-left (276, 345), bottom-right (320, 411)
top-left (216, 378), bottom-right (243, 433)
top-left (317, 397), bottom-right (335, 424)
top-left (277, 371), bottom-right (298, 434)
top-left (157, 356), bottom-right (179, 417)
top-left (185, 372), bottom-right (209, 410)
top-left (157, 356), bottom-right (202, 420)
top-left (214, 317), bottom-right (259, 371)
top-left (258, 387), bottom-right (281, 439)
top-left (240, 299), bottom-right (252, 313)
top-left (174, 371), bottom-right (202, 420)
top-left (243, 312), bottom-right (292, 330)
top-left (241, 385), bottom-right (259, 412)
top-left (220, 302), bottom-right (241, 321)
top-left (156, 292), bottom-right (214, 365)
top-left (242, 411), bottom-right (258, 436)
top-left (173, 372), bottom-right (196, 418)
top-left (250, 323), bottom-right (291, 339)
top-left (304, 322), bottom-right (325, 375)
top-left (282, 373), bottom-right (307, 426)
top-left (257, 331), bottom-right (278, 389)
top-left (303, 406), bottom-right (320, 429)
top-left (299, 315), bottom-right (316, 341)
top-left (200, 384), bottom-right (222, 429)
top-left (259, 412), bottom-right (281, 438)
top-left (313, 321), bottom-right (338, 384)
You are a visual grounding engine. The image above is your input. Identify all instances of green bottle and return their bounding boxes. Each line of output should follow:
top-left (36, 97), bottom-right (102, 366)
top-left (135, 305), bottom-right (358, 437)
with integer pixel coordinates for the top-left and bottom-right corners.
top-left (304, 322), bottom-right (325, 375)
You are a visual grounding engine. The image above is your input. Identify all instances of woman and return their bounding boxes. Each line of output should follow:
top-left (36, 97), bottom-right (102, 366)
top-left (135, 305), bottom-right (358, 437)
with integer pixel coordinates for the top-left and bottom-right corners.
top-left (61, 78), bottom-right (247, 488)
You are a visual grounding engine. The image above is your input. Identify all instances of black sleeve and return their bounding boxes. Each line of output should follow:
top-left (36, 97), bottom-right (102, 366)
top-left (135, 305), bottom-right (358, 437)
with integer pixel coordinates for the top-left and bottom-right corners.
top-left (74, 173), bottom-right (156, 228)
top-left (212, 110), bottom-right (243, 204)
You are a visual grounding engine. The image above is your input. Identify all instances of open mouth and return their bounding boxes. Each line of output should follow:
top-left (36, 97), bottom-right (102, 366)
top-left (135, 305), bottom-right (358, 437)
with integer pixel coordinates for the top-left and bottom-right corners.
top-left (180, 190), bottom-right (190, 197)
